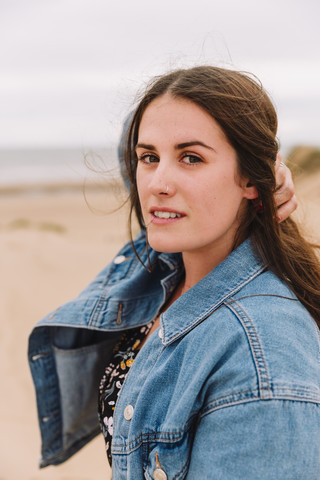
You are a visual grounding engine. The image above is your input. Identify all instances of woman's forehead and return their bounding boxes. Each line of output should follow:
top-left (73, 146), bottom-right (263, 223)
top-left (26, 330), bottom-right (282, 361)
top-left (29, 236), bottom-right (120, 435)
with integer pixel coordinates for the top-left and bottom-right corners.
top-left (137, 94), bottom-right (229, 149)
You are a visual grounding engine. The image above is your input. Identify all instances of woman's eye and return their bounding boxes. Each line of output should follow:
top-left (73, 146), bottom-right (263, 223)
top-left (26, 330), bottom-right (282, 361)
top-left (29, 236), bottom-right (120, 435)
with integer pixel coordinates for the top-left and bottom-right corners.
top-left (181, 154), bottom-right (202, 165)
top-left (139, 154), bottom-right (159, 164)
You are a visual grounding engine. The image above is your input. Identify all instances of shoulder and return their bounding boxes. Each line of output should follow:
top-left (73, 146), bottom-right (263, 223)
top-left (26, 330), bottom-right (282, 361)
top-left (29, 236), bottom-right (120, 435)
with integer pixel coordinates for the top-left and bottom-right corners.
top-left (229, 269), bottom-right (320, 386)
top-left (190, 269), bottom-right (320, 406)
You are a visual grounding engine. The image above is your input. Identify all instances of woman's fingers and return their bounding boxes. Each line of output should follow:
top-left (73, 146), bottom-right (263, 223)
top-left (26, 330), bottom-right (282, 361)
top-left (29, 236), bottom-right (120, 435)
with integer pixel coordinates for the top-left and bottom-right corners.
top-left (276, 194), bottom-right (298, 222)
top-left (274, 154), bottom-right (297, 221)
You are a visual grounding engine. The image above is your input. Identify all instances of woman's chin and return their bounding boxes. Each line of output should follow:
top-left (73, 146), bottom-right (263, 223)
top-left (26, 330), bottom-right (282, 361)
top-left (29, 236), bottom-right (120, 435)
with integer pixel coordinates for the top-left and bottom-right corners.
top-left (147, 236), bottom-right (181, 254)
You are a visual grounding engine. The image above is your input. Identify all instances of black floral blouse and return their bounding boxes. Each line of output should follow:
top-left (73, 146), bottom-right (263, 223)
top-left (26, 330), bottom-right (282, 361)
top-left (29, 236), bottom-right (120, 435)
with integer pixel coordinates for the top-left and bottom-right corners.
top-left (98, 323), bottom-right (153, 465)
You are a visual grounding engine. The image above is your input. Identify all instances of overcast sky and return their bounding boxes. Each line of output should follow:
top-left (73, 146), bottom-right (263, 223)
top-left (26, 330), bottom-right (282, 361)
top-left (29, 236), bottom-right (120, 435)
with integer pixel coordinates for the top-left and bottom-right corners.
top-left (1, 0), bottom-right (319, 151)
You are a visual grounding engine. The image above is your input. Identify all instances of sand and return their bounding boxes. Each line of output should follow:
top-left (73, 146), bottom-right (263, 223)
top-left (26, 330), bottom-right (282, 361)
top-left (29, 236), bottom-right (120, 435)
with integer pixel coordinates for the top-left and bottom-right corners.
top-left (0, 172), bottom-right (319, 480)
top-left (0, 185), bottom-right (131, 480)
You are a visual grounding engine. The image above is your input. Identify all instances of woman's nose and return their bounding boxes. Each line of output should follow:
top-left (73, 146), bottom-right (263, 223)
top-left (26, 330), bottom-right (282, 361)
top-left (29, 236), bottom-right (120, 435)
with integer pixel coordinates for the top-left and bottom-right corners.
top-left (148, 162), bottom-right (175, 196)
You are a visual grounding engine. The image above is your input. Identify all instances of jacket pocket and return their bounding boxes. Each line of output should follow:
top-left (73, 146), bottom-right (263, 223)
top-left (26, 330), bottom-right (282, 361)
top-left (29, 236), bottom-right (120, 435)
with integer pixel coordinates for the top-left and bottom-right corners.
top-left (143, 433), bottom-right (193, 480)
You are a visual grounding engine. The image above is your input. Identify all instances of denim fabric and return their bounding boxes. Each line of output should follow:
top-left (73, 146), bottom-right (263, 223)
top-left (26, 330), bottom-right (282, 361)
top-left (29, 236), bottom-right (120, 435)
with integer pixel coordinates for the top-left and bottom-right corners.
top-left (28, 234), bottom-right (320, 478)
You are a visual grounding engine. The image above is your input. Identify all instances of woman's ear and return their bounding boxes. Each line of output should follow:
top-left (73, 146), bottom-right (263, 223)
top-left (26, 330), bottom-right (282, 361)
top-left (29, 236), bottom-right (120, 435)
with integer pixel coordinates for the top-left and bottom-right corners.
top-left (242, 181), bottom-right (259, 200)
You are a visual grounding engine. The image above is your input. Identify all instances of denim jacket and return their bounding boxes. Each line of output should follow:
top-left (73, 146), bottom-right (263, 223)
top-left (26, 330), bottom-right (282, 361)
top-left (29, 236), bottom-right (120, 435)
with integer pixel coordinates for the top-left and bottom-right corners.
top-left (28, 233), bottom-right (320, 479)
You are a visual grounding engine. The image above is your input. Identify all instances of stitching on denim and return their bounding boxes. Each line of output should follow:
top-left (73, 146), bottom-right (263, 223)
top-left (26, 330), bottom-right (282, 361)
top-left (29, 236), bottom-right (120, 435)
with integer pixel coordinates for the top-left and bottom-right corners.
top-left (199, 389), bottom-right (261, 420)
top-left (165, 265), bottom-right (266, 344)
top-left (227, 294), bottom-right (320, 368)
top-left (200, 384), bottom-right (320, 416)
top-left (112, 389), bottom-right (320, 455)
top-left (172, 458), bottom-right (190, 480)
top-left (200, 394), bottom-right (320, 420)
top-left (142, 441), bottom-right (150, 473)
top-left (112, 426), bottom-right (190, 452)
top-left (225, 300), bottom-right (271, 396)
top-left (271, 384), bottom-right (320, 395)
top-left (90, 290), bottom-right (161, 328)
top-left (89, 295), bottom-right (107, 327)
top-left (227, 293), bottom-right (298, 302)
top-left (112, 412), bottom-right (198, 454)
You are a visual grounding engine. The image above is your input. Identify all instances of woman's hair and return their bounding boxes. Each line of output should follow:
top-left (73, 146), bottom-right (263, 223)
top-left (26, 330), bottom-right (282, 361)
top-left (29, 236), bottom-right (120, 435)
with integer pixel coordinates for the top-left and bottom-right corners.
top-left (123, 65), bottom-right (320, 325)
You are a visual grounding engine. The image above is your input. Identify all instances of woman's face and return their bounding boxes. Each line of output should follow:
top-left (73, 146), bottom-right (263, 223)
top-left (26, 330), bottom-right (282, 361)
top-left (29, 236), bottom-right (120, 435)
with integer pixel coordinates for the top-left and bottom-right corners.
top-left (136, 94), bottom-right (254, 264)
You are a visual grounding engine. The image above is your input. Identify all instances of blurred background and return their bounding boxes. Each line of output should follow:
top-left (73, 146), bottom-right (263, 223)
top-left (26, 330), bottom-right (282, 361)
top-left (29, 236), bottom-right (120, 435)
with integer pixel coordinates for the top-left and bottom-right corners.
top-left (0, 0), bottom-right (319, 479)
top-left (1, 0), bottom-right (320, 186)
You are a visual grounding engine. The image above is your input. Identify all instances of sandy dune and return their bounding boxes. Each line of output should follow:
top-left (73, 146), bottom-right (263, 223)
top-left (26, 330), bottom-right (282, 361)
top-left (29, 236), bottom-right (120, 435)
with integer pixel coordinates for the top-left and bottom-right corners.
top-left (0, 172), bottom-right (319, 480)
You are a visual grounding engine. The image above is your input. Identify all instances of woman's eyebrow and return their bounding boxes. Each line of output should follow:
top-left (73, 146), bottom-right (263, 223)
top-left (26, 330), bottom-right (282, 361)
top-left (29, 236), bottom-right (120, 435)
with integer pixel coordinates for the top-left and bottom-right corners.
top-left (135, 141), bottom-right (215, 151)
top-left (135, 143), bottom-right (155, 150)
top-left (175, 141), bottom-right (215, 151)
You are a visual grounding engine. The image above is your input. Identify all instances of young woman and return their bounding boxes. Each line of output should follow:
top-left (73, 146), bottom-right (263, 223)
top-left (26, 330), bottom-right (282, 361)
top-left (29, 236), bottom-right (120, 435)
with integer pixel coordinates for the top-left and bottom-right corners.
top-left (29, 66), bottom-right (319, 479)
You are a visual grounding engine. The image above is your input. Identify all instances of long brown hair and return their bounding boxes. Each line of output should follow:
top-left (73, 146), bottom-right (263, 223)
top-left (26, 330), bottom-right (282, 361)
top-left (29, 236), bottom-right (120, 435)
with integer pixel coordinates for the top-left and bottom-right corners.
top-left (124, 66), bottom-right (320, 325)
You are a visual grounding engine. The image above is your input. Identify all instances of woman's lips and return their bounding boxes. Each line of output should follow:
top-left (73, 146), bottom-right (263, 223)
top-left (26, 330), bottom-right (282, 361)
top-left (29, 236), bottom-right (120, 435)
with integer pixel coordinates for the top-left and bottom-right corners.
top-left (153, 210), bottom-right (182, 219)
top-left (149, 207), bottom-right (186, 224)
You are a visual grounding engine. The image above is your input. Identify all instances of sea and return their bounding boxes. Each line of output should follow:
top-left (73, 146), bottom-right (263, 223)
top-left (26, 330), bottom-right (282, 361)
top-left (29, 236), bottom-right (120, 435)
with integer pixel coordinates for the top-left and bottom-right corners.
top-left (0, 139), bottom-right (317, 194)
top-left (0, 146), bottom-right (121, 193)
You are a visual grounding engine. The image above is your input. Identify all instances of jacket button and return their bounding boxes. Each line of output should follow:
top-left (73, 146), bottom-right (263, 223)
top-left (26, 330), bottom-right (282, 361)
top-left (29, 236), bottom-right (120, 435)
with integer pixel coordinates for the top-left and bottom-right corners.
top-left (114, 255), bottom-right (126, 264)
top-left (153, 468), bottom-right (167, 480)
top-left (124, 404), bottom-right (134, 420)
top-left (158, 328), bottom-right (163, 339)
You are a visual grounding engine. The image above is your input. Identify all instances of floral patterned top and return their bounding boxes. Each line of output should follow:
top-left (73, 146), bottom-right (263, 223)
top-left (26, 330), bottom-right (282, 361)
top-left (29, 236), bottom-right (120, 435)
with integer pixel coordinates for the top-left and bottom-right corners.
top-left (98, 323), bottom-right (153, 465)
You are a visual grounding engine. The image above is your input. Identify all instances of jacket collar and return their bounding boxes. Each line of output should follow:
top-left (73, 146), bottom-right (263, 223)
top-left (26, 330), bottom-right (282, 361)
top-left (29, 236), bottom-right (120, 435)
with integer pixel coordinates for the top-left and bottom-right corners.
top-left (160, 239), bottom-right (266, 345)
top-left (36, 236), bottom-right (265, 337)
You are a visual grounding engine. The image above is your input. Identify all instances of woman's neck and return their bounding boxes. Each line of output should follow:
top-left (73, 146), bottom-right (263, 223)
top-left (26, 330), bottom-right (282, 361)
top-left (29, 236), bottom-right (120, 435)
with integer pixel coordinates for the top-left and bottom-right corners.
top-left (181, 246), bottom-right (232, 293)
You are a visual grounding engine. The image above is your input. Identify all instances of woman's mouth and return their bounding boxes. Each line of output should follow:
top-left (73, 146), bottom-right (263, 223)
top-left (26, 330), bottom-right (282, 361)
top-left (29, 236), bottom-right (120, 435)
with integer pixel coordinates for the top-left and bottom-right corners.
top-left (149, 208), bottom-right (185, 224)
top-left (153, 211), bottom-right (182, 219)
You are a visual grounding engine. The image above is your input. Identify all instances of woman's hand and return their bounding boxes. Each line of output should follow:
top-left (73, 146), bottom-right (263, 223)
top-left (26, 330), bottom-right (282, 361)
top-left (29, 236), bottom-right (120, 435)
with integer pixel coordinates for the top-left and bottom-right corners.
top-left (274, 154), bottom-right (297, 222)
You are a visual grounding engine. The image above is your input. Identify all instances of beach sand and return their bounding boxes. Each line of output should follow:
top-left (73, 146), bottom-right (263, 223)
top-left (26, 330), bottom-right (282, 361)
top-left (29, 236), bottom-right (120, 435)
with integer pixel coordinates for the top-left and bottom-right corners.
top-left (0, 185), bottom-right (131, 480)
top-left (0, 172), bottom-right (319, 480)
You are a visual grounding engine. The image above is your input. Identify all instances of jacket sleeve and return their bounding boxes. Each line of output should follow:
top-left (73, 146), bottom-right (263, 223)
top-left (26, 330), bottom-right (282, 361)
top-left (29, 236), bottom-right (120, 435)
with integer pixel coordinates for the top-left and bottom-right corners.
top-left (187, 398), bottom-right (320, 479)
